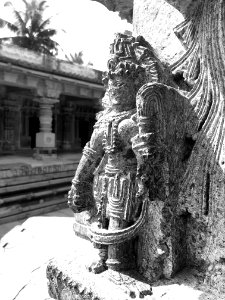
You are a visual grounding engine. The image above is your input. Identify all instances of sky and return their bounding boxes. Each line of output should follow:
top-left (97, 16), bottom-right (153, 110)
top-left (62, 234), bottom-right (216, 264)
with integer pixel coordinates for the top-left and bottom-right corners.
top-left (0, 0), bottom-right (133, 70)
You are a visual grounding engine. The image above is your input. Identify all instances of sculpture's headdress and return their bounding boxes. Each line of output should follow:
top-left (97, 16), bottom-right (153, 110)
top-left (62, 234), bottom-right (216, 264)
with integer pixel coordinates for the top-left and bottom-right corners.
top-left (103, 33), bottom-right (167, 91)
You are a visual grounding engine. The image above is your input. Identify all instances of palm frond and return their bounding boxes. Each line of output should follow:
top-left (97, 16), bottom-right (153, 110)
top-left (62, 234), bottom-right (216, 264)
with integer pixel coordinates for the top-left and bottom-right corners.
top-left (4, 1), bottom-right (13, 7)
top-left (12, 10), bottom-right (26, 34)
top-left (37, 28), bottom-right (57, 38)
top-left (38, 1), bottom-right (48, 12)
top-left (38, 17), bottom-right (51, 31)
top-left (6, 22), bottom-right (18, 32)
top-left (30, 11), bottom-right (42, 33)
top-left (0, 18), bottom-right (18, 32)
top-left (21, 0), bottom-right (29, 7)
top-left (11, 35), bottom-right (30, 47)
top-left (65, 54), bottom-right (71, 61)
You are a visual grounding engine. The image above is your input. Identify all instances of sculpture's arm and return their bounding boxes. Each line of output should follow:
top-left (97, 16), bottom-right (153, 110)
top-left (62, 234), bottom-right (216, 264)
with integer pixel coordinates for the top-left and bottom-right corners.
top-left (68, 127), bottom-right (104, 213)
top-left (131, 83), bottom-right (166, 204)
top-left (131, 130), bottom-right (156, 204)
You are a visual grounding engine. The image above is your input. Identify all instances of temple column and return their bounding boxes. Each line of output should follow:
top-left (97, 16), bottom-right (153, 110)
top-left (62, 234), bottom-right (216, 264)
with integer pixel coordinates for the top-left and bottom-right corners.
top-left (62, 106), bottom-right (73, 150)
top-left (1, 99), bottom-right (21, 153)
top-left (34, 97), bottom-right (59, 158)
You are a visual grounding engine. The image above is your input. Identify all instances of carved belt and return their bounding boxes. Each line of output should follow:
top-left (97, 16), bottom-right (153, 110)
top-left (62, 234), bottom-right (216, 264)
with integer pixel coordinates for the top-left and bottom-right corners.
top-left (88, 197), bottom-right (148, 245)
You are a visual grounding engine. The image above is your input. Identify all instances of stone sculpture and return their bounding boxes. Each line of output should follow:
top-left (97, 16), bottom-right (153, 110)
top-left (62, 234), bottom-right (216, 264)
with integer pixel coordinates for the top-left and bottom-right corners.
top-left (67, 33), bottom-right (181, 274)
top-left (48, 1), bottom-right (225, 298)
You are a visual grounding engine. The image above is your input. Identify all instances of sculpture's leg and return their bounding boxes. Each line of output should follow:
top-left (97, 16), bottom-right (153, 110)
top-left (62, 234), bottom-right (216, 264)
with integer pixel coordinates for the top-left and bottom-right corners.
top-left (89, 243), bottom-right (108, 274)
top-left (106, 217), bottom-right (136, 271)
top-left (89, 216), bottom-right (109, 274)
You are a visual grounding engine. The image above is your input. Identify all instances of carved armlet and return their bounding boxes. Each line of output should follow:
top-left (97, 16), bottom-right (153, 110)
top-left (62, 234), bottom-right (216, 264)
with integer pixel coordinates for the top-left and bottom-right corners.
top-left (82, 142), bottom-right (99, 161)
top-left (132, 133), bottom-right (157, 161)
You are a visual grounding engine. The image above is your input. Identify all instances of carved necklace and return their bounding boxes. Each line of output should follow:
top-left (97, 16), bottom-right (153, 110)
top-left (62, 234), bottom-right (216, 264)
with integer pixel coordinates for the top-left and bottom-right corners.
top-left (102, 109), bottom-right (136, 154)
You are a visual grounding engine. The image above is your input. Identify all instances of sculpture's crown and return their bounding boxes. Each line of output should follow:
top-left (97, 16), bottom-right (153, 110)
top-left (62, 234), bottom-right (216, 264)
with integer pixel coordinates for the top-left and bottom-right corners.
top-left (103, 33), bottom-right (161, 88)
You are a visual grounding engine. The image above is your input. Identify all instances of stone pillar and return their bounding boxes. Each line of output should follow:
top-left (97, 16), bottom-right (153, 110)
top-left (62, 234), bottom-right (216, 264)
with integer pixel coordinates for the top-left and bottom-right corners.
top-left (62, 106), bottom-right (73, 150)
top-left (1, 99), bottom-right (21, 153)
top-left (34, 97), bottom-right (59, 158)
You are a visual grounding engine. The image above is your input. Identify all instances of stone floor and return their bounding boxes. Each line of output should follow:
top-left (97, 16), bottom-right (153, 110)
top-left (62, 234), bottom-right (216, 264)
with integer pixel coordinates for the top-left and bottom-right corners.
top-left (0, 208), bottom-right (75, 300)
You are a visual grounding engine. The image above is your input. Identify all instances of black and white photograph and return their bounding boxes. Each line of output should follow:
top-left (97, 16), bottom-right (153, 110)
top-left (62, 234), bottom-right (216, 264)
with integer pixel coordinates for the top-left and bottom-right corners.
top-left (0, 0), bottom-right (224, 299)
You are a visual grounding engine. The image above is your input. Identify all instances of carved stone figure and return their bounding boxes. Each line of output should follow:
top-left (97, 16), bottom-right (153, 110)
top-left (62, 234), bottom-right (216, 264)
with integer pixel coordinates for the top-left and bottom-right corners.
top-left (68, 33), bottom-right (171, 274)
top-left (47, 2), bottom-right (225, 298)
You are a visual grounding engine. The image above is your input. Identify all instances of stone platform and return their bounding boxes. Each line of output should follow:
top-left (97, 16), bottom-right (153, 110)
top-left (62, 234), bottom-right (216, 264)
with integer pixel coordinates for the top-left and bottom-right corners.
top-left (47, 252), bottom-right (225, 300)
top-left (0, 207), bottom-right (223, 300)
top-left (0, 208), bottom-right (74, 300)
top-left (47, 256), bottom-right (152, 300)
top-left (46, 239), bottom-right (224, 300)
top-left (46, 254), bottom-right (212, 300)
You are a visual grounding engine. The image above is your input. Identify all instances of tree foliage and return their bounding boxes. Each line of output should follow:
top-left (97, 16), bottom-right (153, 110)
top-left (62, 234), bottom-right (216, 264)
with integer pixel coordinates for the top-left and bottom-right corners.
top-left (66, 51), bottom-right (84, 65)
top-left (0, 0), bottom-right (58, 56)
top-left (65, 51), bottom-right (93, 67)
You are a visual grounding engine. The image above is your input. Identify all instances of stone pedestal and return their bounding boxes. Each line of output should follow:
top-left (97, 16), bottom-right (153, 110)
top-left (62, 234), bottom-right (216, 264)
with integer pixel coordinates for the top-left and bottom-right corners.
top-left (47, 256), bottom-right (152, 300)
top-left (34, 97), bottom-right (59, 159)
top-left (46, 248), bottom-right (216, 300)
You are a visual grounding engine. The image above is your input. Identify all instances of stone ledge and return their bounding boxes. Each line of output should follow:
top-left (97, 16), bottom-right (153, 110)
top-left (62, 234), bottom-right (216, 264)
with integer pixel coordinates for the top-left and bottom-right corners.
top-left (46, 246), bottom-right (224, 300)
top-left (47, 257), bottom-right (152, 300)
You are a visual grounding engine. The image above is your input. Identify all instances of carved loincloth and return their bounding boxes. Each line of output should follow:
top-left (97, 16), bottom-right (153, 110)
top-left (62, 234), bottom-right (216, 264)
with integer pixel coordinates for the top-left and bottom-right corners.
top-left (93, 165), bottom-right (137, 222)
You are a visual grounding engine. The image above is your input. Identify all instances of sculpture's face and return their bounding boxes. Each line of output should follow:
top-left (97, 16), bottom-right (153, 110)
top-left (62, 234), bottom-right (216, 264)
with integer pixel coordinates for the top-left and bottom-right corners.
top-left (108, 77), bottom-right (136, 109)
top-left (107, 60), bottom-right (137, 111)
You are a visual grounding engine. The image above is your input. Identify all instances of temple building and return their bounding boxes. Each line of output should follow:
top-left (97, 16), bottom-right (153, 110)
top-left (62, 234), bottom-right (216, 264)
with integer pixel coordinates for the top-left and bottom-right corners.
top-left (0, 44), bottom-right (104, 157)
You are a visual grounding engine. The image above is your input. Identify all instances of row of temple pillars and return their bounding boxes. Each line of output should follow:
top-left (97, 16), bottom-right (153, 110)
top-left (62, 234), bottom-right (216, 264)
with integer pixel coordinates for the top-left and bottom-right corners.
top-left (0, 93), bottom-right (97, 157)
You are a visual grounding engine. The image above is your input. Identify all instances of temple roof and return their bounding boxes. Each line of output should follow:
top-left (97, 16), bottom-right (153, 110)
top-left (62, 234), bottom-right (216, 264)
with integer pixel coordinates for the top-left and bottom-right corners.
top-left (0, 43), bottom-right (103, 85)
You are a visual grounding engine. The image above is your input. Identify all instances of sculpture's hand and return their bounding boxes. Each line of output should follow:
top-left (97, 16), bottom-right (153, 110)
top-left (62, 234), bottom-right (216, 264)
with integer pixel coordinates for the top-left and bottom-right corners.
top-left (67, 182), bottom-right (94, 213)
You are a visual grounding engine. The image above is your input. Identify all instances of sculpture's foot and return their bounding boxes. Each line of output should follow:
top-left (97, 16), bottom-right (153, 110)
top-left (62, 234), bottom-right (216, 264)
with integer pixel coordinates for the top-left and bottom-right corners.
top-left (107, 269), bottom-right (152, 298)
top-left (88, 260), bottom-right (108, 274)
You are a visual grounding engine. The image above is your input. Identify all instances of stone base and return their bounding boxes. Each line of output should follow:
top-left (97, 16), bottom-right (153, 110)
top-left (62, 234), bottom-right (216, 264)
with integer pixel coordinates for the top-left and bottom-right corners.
top-left (47, 257), bottom-right (152, 300)
top-left (46, 234), bottom-right (224, 300)
top-left (36, 132), bottom-right (55, 148)
top-left (47, 254), bottom-right (225, 300)
top-left (33, 147), bottom-right (57, 160)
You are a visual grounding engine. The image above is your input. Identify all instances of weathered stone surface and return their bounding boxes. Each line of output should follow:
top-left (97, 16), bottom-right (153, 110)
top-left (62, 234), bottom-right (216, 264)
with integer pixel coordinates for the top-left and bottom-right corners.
top-left (92, 0), bottom-right (200, 24)
top-left (133, 0), bottom-right (185, 64)
top-left (0, 210), bottom-right (74, 300)
top-left (92, 0), bottom-right (133, 23)
top-left (47, 257), bottom-right (153, 300)
top-left (161, 0), bottom-right (201, 17)
top-left (47, 252), bottom-right (225, 300)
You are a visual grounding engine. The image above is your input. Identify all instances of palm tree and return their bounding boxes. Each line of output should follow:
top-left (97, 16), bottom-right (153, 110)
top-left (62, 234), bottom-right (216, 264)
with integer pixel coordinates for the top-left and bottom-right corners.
top-left (66, 51), bottom-right (84, 65)
top-left (65, 51), bottom-right (93, 67)
top-left (0, 0), bottom-right (58, 56)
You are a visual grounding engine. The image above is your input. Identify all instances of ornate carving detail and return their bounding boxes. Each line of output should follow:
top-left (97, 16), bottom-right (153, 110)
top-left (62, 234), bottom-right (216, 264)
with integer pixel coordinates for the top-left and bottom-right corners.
top-left (168, 0), bottom-right (225, 288)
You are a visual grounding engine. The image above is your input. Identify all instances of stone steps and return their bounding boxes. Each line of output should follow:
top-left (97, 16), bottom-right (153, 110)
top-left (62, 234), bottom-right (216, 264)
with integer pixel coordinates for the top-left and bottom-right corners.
top-left (0, 196), bottom-right (68, 225)
top-left (0, 159), bottom-right (79, 224)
